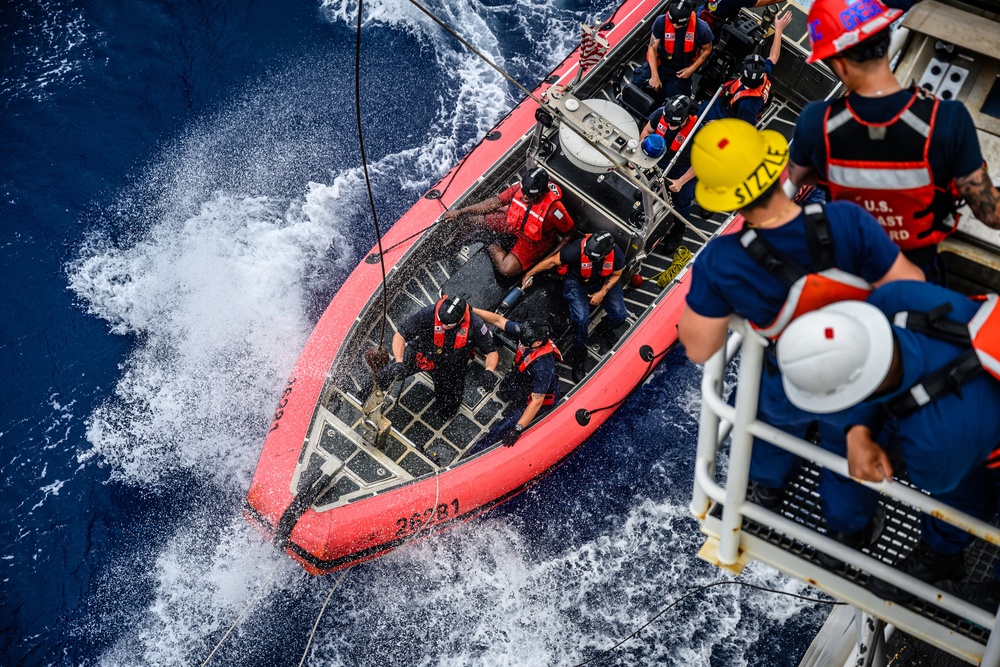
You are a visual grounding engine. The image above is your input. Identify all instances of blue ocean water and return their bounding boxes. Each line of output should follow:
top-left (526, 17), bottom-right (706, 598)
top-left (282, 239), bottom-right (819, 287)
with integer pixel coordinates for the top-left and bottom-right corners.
top-left (1, 0), bottom-right (829, 664)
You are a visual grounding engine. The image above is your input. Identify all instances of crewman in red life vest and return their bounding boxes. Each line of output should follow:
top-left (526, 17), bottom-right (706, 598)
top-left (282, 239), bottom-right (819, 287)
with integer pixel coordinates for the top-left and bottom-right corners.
top-left (385, 295), bottom-right (499, 420)
top-left (473, 309), bottom-right (562, 448)
top-left (678, 119), bottom-right (924, 553)
top-left (700, 12), bottom-right (791, 126)
top-left (788, 0), bottom-right (1000, 284)
top-left (443, 168), bottom-right (575, 277)
top-left (520, 232), bottom-right (627, 381)
top-left (639, 95), bottom-right (700, 224)
top-left (629, 0), bottom-right (713, 103)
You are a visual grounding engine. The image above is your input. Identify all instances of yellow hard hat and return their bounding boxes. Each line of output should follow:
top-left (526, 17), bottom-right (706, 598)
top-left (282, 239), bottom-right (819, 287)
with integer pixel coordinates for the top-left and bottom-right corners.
top-left (691, 119), bottom-right (790, 213)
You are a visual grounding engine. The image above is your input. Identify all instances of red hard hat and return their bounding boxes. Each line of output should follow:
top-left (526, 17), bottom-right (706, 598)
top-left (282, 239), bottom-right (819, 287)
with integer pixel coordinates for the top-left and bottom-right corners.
top-left (805, 0), bottom-right (902, 63)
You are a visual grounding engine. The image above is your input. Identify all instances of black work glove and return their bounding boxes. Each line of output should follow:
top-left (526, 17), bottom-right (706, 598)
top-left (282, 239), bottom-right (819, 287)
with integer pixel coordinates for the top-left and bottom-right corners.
top-left (501, 424), bottom-right (524, 447)
top-left (482, 368), bottom-right (498, 391)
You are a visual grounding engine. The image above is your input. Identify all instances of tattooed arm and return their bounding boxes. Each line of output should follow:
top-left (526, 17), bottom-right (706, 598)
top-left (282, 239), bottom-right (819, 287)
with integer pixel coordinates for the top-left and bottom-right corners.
top-left (956, 165), bottom-right (1000, 229)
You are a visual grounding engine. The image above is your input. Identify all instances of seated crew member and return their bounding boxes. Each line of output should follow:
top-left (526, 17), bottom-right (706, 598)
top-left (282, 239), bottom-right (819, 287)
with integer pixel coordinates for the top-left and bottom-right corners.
top-left (698, 0), bottom-right (786, 36)
top-left (789, 0), bottom-right (1000, 284)
top-left (473, 309), bottom-right (562, 448)
top-left (700, 12), bottom-right (791, 126)
top-left (630, 0), bottom-right (713, 103)
top-left (519, 232), bottom-right (627, 381)
top-left (640, 94), bottom-right (700, 224)
top-left (677, 119), bottom-right (924, 548)
top-left (777, 283), bottom-right (1000, 600)
top-left (442, 168), bottom-right (575, 277)
top-left (385, 295), bottom-right (499, 420)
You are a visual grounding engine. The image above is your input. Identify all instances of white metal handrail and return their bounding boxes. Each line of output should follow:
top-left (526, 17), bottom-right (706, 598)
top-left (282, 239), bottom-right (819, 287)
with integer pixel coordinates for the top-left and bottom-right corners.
top-left (690, 318), bottom-right (1000, 665)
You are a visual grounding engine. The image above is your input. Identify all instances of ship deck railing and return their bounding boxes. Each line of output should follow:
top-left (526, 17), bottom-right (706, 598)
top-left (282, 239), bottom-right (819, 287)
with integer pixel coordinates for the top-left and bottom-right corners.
top-left (691, 317), bottom-right (1000, 666)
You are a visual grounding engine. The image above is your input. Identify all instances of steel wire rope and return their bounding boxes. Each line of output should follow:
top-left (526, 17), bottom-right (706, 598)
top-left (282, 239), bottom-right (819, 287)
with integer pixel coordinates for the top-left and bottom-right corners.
top-left (569, 579), bottom-right (846, 667)
top-left (401, 0), bottom-right (710, 243)
top-left (353, 0), bottom-right (389, 347)
top-left (199, 563), bottom-right (282, 666)
top-left (298, 567), bottom-right (353, 666)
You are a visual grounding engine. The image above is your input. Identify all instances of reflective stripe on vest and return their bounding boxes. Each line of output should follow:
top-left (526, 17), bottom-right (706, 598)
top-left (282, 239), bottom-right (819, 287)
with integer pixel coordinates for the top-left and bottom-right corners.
top-left (662, 13), bottom-right (696, 58)
top-left (753, 269), bottom-right (873, 338)
top-left (821, 87), bottom-right (958, 252)
top-left (885, 296), bottom-right (1000, 418)
top-left (723, 76), bottom-right (771, 122)
top-left (432, 300), bottom-right (470, 350)
top-left (968, 294), bottom-right (1000, 382)
top-left (741, 203), bottom-right (873, 339)
top-left (505, 183), bottom-right (563, 242)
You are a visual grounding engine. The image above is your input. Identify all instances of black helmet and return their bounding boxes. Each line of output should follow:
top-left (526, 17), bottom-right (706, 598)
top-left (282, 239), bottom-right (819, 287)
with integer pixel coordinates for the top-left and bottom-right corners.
top-left (518, 320), bottom-right (550, 346)
top-left (438, 295), bottom-right (468, 326)
top-left (584, 232), bottom-right (615, 260)
top-left (741, 54), bottom-right (768, 89)
top-left (663, 94), bottom-right (692, 126)
top-left (521, 167), bottom-right (550, 197)
top-left (667, 0), bottom-right (694, 27)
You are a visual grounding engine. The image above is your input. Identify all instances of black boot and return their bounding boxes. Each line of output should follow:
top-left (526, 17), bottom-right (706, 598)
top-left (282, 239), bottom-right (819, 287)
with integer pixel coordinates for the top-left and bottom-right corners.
top-left (868, 540), bottom-right (966, 603)
top-left (569, 347), bottom-right (587, 382)
top-left (815, 506), bottom-right (885, 570)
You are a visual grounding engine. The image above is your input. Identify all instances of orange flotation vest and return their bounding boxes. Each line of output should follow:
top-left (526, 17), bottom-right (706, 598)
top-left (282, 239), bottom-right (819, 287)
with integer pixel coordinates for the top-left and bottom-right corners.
top-left (742, 203), bottom-right (873, 340)
top-left (557, 235), bottom-right (614, 279)
top-left (513, 340), bottom-right (563, 405)
top-left (656, 113), bottom-right (698, 154)
top-left (821, 87), bottom-right (960, 252)
top-left (887, 295), bottom-right (1000, 424)
top-left (661, 13), bottom-right (696, 59)
top-left (505, 183), bottom-right (563, 242)
top-left (417, 300), bottom-right (471, 370)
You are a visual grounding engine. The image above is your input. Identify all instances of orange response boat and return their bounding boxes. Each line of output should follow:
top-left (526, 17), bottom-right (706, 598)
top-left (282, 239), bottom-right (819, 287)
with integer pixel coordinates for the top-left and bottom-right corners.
top-left (243, 0), bottom-right (807, 575)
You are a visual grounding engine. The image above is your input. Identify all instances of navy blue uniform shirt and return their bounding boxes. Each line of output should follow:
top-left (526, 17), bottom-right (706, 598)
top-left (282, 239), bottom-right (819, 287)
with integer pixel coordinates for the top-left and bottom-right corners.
top-left (503, 321), bottom-right (559, 398)
top-left (686, 201), bottom-right (900, 324)
top-left (651, 15), bottom-right (713, 70)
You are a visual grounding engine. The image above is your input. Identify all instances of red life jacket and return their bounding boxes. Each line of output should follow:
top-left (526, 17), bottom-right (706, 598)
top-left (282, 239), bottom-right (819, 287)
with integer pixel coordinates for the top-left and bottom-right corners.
top-left (419, 300), bottom-right (471, 370)
top-left (741, 203), bottom-right (873, 340)
top-left (886, 296), bottom-right (1000, 428)
top-left (513, 340), bottom-right (563, 405)
top-left (661, 13), bottom-right (696, 59)
top-left (505, 183), bottom-right (564, 242)
top-left (722, 76), bottom-right (771, 122)
top-left (821, 87), bottom-right (959, 252)
top-left (557, 235), bottom-right (614, 279)
top-left (656, 114), bottom-right (698, 153)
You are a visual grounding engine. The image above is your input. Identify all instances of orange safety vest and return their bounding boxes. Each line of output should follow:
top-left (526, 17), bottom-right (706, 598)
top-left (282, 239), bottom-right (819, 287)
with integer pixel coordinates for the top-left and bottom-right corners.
top-left (417, 300), bottom-right (470, 371)
top-left (722, 76), bottom-right (772, 122)
top-left (742, 203), bottom-right (873, 340)
top-left (655, 114), bottom-right (698, 154)
top-left (513, 339), bottom-right (563, 405)
top-left (505, 183), bottom-right (564, 242)
top-left (557, 235), bottom-right (615, 279)
top-left (886, 295), bottom-right (1000, 428)
top-left (661, 13), bottom-right (696, 59)
top-left (821, 87), bottom-right (959, 252)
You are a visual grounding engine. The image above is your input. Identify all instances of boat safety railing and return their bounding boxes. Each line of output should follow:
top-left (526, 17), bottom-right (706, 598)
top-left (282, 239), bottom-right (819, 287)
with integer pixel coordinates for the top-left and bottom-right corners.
top-left (691, 318), bottom-right (1000, 665)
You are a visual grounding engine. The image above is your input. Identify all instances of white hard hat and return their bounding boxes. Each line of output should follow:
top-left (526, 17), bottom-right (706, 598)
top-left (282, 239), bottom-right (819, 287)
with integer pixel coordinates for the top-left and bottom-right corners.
top-left (777, 301), bottom-right (894, 414)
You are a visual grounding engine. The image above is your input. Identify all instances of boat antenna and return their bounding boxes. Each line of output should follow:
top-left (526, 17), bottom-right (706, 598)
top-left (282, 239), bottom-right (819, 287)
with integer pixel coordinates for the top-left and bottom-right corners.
top-left (354, 0), bottom-right (389, 347)
top-left (403, 0), bottom-right (710, 242)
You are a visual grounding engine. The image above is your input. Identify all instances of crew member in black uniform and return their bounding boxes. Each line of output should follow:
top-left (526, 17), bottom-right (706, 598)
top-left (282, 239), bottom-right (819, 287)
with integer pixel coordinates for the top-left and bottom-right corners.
top-left (387, 296), bottom-right (498, 419)
top-left (473, 309), bottom-right (561, 447)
